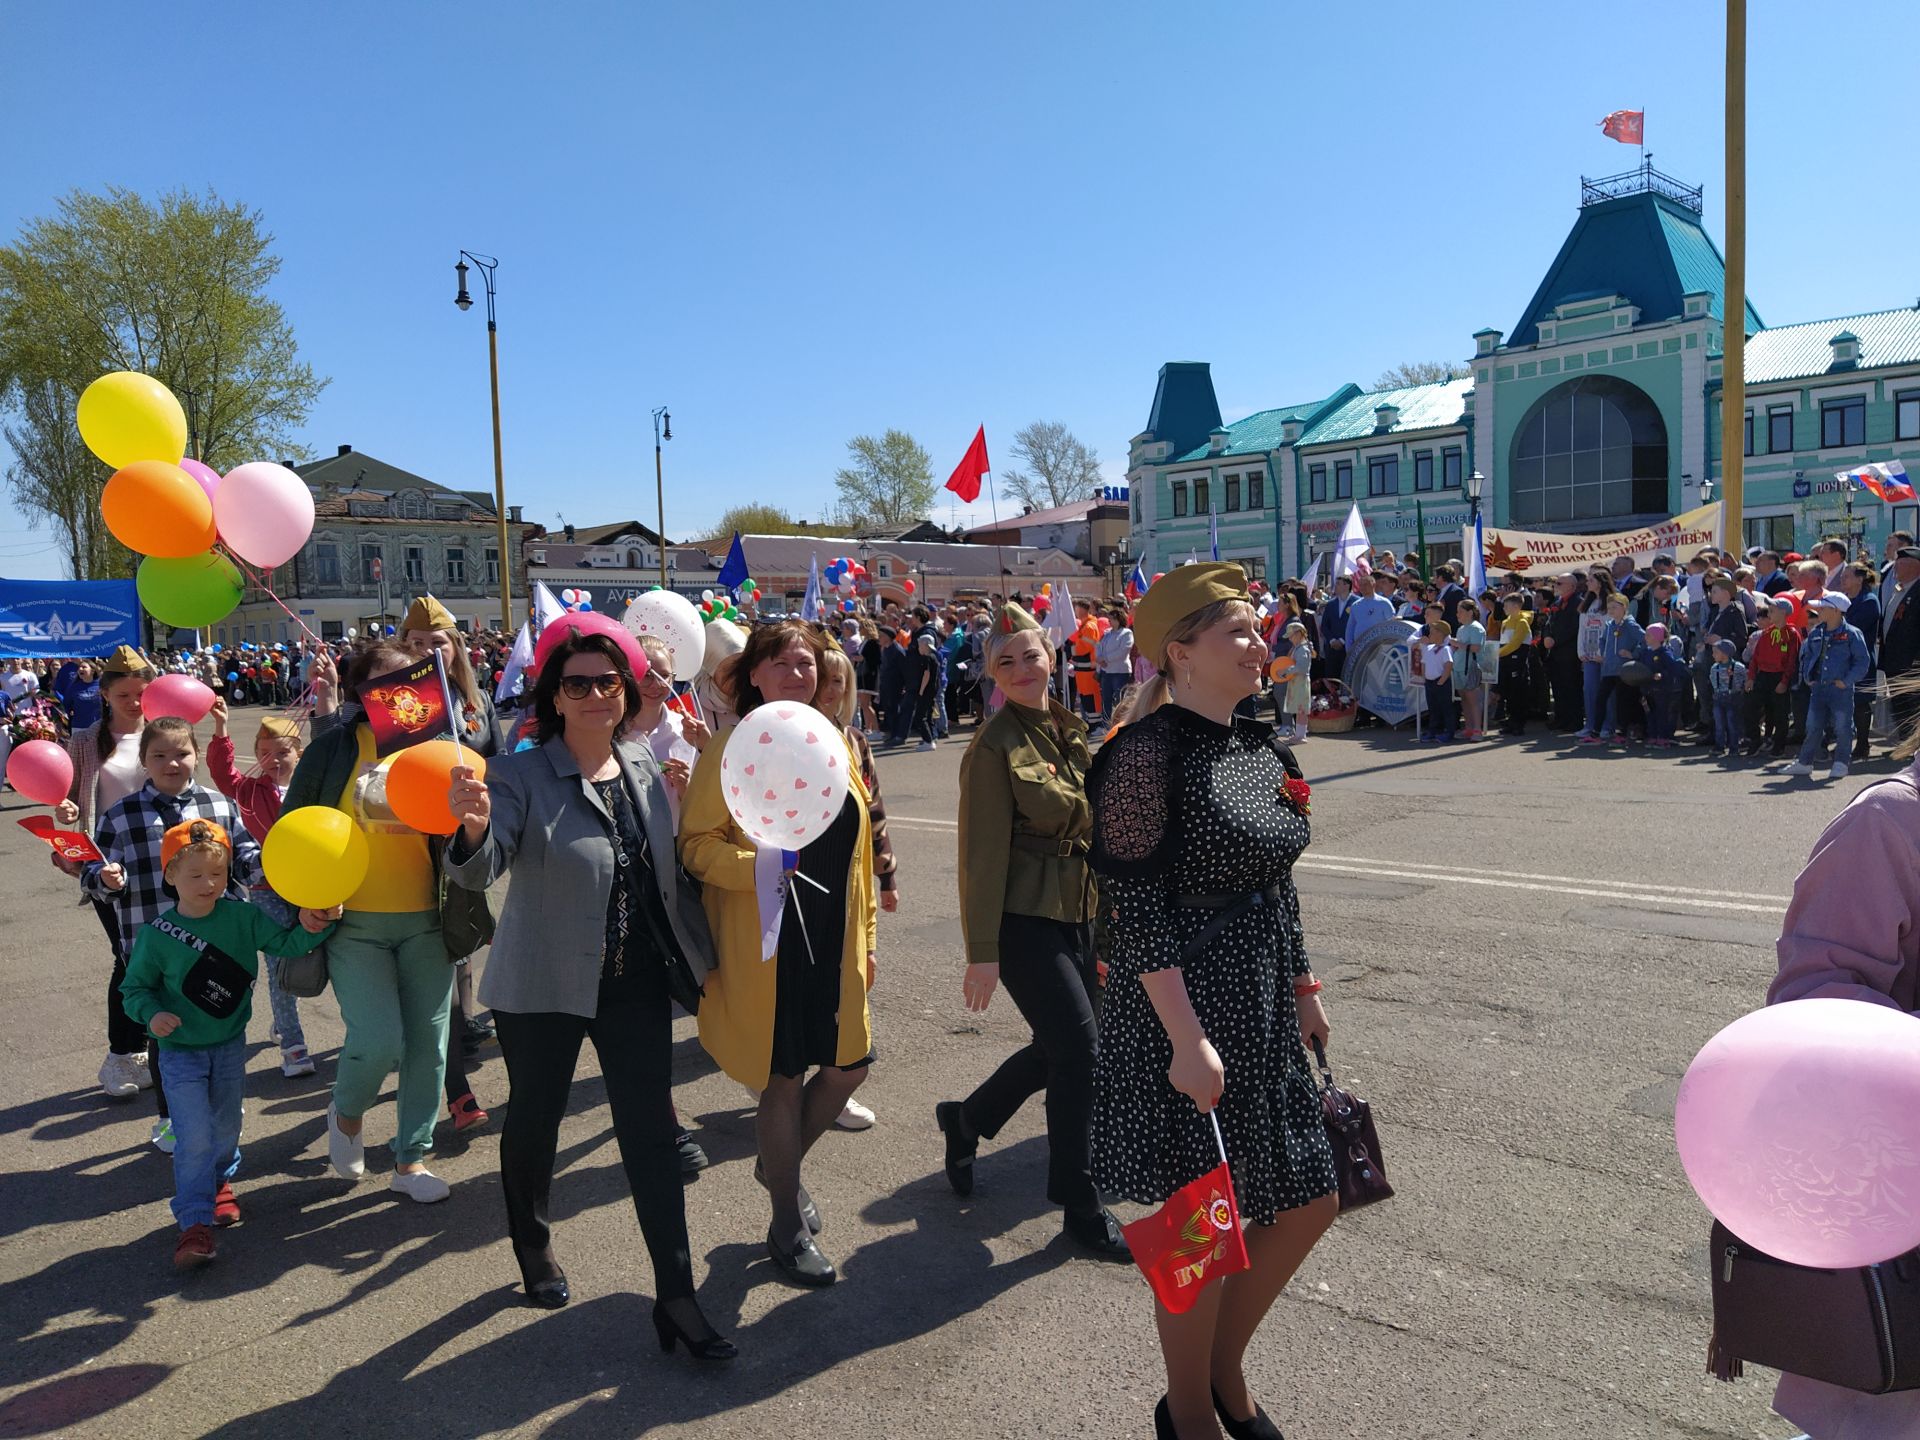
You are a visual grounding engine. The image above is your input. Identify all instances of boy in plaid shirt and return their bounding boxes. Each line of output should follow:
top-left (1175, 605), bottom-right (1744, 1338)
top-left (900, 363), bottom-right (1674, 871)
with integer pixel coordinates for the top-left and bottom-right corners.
top-left (79, 716), bottom-right (263, 1152)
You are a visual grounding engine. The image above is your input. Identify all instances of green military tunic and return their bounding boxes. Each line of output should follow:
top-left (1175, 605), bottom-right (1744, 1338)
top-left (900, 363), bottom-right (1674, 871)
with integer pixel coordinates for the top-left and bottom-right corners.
top-left (957, 697), bottom-right (1095, 965)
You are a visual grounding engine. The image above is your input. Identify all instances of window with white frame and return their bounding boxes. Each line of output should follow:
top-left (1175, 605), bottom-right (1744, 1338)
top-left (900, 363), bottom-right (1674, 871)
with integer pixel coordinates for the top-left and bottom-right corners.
top-left (446, 547), bottom-right (467, 586)
top-left (404, 545), bottom-right (426, 584)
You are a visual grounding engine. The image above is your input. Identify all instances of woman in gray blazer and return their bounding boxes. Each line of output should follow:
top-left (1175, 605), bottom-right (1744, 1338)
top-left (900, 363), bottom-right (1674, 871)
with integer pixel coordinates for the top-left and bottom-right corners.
top-left (446, 621), bottom-right (734, 1361)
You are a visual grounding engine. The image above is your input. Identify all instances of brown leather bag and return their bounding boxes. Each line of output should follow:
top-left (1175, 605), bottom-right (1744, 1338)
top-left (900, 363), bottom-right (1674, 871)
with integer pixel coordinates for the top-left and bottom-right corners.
top-left (1708, 1220), bottom-right (1920, 1392)
top-left (1311, 1038), bottom-right (1393, 1211)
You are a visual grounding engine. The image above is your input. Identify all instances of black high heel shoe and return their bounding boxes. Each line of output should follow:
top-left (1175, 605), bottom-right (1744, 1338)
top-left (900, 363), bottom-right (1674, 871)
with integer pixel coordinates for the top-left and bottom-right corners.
top-left (651, 1299), bottom-right (738, 1362)
top-left (1212, 1386), bottom-right (1285, 1440)
top-left (1153, 1395), bottom-right (1177, 1439)
top-left (514, 1246), bottom-right (570, 1310)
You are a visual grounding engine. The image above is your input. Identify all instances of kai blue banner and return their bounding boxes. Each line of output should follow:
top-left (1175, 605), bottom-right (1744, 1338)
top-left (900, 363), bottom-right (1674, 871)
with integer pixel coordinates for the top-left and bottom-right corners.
top-left (0, 577), bottom-right (141, 659)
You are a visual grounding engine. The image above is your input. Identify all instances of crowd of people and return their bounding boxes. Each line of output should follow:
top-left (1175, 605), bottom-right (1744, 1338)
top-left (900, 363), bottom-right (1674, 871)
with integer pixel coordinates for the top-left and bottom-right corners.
top-left (17, 540), bottom-right (1915, 1439)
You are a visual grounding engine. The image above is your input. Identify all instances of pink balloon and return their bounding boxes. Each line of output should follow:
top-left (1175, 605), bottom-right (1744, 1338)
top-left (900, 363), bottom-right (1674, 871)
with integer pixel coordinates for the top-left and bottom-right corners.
top-left (214, 462), bottom-right (315, 568)
top-left (532, 610), bottom-right (649, 684)
top-left (178, 457), bottom-right (222, 504)
top-left (7, 739), bottom-right (73, 807)
top-left (1676, 998), bottom-right (1920, 1268)
top-left (140, 672), bottom-right (216, 723)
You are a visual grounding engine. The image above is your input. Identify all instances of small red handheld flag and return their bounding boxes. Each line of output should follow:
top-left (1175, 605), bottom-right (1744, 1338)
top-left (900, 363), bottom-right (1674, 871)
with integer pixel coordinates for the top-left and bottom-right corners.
top-left (1122, 1113), bottom-right (1250, 1313)
top-left (944, 425), bottom-right (989, 504)
top-left (17, 814), bottom-right (104, 863)
top-left (1599, 109), bottom-right (1644, 145)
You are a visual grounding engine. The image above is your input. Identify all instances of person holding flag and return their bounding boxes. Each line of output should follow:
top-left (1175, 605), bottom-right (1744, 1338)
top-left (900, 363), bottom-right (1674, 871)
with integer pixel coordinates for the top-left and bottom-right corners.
top-left (1086, 564), bottom-right (1338, 1440)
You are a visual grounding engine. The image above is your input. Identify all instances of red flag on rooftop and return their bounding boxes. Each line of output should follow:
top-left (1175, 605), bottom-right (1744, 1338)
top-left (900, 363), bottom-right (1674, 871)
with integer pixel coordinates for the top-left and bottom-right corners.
top-left (1599, 109), bottom-right (1644, 145)
top-left (944, 425), bottom-right (989, 503)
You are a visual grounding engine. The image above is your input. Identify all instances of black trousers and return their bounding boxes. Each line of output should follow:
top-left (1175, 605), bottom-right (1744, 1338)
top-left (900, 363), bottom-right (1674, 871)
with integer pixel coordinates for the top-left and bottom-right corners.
top-left (493, 969), bottom-right (692, 1300)
top-left (961, 914), bottom-right (1100, 1213)
top-left (1893, 670), bottom-right (1920, 746)
top-left (1548, 648), bottom-right (1584, 729)
top-left (1497, 653), bottom-right (1528, 733)
top-left (99, 899), bottom-right (167, 1117)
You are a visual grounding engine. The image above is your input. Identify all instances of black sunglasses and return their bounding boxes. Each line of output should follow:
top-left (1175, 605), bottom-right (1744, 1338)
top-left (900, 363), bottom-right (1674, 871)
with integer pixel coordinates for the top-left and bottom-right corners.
top-left (557, 672), bottom-right (625, 700)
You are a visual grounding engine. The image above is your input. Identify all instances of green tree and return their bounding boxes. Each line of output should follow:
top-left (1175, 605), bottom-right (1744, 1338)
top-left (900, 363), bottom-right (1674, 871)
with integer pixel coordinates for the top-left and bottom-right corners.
top-left (702, 501), bottom-right (816, 540)
top-left (1372, 359), bottom-right (1467, 389)
top-left (999, 420), bottom-right (1102, 511)
top-left (0, 187), bottom-right (327, 576)
top-left (832, 429), bottom-right (934, 528)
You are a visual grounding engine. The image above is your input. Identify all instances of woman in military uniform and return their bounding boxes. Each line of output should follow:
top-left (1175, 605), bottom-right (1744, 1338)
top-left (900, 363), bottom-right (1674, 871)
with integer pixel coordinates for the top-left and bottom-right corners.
top-left (935, 602), bottom-right (1129, 1258)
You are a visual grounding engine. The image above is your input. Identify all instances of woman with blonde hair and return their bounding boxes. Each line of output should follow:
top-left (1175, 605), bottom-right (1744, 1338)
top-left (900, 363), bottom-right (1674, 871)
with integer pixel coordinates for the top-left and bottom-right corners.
top-left (1087, 564), bottom-right (1337, 1440)
top-left (681, 621), bottom-right (876, 1287)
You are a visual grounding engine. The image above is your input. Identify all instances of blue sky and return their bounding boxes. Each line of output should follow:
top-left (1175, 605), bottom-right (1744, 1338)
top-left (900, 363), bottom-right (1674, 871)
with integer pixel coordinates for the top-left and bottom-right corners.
top-left (2, 0), bottom-right (1916, 578)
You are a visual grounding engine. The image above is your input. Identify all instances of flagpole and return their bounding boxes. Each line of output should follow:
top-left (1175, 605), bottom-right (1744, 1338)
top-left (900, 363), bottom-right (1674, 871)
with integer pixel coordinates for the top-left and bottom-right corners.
top-left (1721, 0), bottom-right (1748, 550)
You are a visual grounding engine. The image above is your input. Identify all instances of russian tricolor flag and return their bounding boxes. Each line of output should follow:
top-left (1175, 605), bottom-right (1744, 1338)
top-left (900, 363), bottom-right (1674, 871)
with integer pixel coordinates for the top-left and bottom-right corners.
top-left (1125, 559), bottom-right (1148, 601)
top-left (1838, 460), bottom-right (1918, 505)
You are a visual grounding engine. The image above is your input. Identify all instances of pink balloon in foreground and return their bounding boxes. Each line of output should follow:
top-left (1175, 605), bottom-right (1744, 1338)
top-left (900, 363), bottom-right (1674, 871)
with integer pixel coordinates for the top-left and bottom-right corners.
top-left (532, 610), bottom-right (649, 684)
top-left (1675, 997), bottom-right (1920, 1268)
top-left (7, 739), bottom-right (73, 807)
top-left (213, 462), bottom-right (315, 568)
top-left (178, 457), bottom-right (222, 504)
top-left (140, 672), bottom-right (216, 724)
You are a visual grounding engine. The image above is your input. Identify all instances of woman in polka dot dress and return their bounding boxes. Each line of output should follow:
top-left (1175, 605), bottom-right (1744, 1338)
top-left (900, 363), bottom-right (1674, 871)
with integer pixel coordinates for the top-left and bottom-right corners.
top-left (1088, 563), bottom-right (1339, 1440)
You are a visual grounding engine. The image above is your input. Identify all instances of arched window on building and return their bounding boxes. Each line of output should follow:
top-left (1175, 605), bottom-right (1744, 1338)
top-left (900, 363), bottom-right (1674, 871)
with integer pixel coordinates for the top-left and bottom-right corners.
top-left (1510, 376), bottom-right (1669, 526)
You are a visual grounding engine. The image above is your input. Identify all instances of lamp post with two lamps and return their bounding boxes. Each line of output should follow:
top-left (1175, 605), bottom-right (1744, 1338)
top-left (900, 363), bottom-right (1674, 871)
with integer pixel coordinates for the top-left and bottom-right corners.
top-left (453, 252), bottom-right (513, 632)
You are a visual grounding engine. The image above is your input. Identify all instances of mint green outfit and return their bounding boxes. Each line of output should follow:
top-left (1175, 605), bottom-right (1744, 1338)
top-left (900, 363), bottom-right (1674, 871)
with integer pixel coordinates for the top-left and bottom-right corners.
top-left (326, 910), bottom-right (452, 1166)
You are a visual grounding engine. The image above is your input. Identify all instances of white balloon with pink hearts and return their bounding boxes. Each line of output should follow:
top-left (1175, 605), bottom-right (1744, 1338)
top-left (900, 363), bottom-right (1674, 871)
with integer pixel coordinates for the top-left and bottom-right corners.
top-left (719, 702), bottom-right (851, 850)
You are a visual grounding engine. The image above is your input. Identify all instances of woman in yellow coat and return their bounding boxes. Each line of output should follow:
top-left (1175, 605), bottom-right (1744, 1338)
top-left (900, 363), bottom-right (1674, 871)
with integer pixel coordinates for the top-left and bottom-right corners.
top-left (681, 620), bottom-right (876, 1290)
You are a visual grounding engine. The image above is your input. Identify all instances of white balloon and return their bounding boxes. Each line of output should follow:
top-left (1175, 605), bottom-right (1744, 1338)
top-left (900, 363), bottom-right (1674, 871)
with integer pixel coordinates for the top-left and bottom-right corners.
top-left (701, 589), bottom-right (715, 603)
top-left (718, 701), bottom-right (851, 851)
top-left (621, 590), bottom-right (707, 681)
top-left (578, 590), bottom-right (591, 602)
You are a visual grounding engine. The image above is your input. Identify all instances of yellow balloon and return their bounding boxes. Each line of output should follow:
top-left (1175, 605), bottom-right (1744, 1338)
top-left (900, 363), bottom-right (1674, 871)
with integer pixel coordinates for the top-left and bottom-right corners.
top-left (263, 805), bottom-right (370, 910)
top-left (76, 371), bottom-right (188, 470)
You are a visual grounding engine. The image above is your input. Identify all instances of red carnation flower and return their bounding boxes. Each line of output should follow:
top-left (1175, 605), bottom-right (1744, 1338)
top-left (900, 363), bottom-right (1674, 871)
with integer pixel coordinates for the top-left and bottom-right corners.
top-left (1281, 776), bottom-right (1312, 815)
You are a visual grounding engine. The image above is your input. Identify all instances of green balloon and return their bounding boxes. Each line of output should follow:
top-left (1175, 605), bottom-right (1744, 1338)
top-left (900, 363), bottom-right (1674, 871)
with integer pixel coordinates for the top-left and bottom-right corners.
top-left (138, 550), bottom-right (244, 627)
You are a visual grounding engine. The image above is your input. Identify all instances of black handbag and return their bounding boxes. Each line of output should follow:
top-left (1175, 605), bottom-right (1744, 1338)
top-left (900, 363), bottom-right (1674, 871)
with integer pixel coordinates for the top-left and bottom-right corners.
top-left (1708, 1220), bottom-right (1920, 1392)
top-left (1311, 1037), bottom-right (1394, 1211)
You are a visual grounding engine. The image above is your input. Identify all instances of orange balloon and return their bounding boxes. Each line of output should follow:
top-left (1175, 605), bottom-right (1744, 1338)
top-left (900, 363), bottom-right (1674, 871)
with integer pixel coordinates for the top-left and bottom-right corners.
top-left (386, 740), bottom-right (486, 836)
top-left (101, 461), bottom-right (217, 557)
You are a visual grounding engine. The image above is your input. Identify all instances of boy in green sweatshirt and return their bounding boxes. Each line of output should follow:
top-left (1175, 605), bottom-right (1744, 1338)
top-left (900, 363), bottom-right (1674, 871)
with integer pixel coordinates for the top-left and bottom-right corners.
top-left (120, 819), bottom-right (341, 1269)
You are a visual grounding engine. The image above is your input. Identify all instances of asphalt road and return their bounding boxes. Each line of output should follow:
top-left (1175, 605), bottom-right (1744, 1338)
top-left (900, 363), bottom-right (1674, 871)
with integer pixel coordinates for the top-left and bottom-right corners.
top-left (0, 709), bottom-right (1866, 1440)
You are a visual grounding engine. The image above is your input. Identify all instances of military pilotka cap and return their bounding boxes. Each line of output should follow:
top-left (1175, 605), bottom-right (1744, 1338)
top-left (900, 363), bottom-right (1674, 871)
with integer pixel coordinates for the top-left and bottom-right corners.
top-left (402, 594), bottom-right (457, 632)
top-left (102, 645), bottom-right (153, 677)
top-left (1131, 561), bottom-right (1251, 661)
top-left (992, 601), bottom-right (1043, 637)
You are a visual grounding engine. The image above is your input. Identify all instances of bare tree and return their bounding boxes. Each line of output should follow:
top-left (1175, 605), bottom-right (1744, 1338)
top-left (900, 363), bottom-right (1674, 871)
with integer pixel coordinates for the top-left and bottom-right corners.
top-left (832, 429), bottom-right (934, 528)
top-left (1372, 360), bottom-right (1468, 389)
top-left (998, 420), bottom-right (1102, 511)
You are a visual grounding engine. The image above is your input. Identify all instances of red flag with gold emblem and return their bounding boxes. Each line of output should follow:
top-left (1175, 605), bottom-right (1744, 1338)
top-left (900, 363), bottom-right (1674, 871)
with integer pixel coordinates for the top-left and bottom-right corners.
top-left (1122, 1114), bottom-right (1250, 1313)
top-left (358, 655), bottom-right (454, 757)
top-left (1599, 109), bottom-right (1644, 145)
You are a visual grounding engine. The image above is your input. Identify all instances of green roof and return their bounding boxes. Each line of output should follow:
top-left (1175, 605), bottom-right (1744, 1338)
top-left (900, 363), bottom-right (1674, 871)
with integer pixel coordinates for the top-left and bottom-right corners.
top-left (1168, 387), bottom-right (1358, 462)
top-left (1512, 191), bottom-right (1763, 345)
top-left (1299, 377), bottom-right (1473, 446)
top-left (1742, 307), bottom-right (1920, 385)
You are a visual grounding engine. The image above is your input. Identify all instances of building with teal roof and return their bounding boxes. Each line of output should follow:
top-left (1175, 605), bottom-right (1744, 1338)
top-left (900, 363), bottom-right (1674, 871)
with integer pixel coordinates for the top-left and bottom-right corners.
top-left (1126, 162), bottom-right (1920, 580)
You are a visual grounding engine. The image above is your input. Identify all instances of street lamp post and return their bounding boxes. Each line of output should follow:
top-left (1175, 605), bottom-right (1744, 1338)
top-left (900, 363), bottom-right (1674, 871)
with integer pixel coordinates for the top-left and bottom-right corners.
top-left (454, 252), bottom-right (513, 632)
top-left (652, 407), bottom-right (672, 590)
top-left (1466, 469), bottom-right (1486, 522)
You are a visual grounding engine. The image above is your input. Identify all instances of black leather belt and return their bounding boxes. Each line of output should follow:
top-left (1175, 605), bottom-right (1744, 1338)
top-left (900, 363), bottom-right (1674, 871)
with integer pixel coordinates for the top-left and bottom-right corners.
top-left (1176, 884), bottom-right (1283, 909)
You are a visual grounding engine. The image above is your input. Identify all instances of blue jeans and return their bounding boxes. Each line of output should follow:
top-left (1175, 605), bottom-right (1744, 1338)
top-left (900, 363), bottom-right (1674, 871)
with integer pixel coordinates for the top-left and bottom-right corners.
top-left (156, 1037), bottom-right (245, 1229)
top-left (1098, 672), bottom-right (1129, 718)
top-left (1798, 684), bottom-right (1855, 766)
top-left (1712, 693), bottom-right (1741, 750)
top-left (252, 888), bottom-right (306, 1051)
top-left (1581, 661), bottom-right (1605, 735)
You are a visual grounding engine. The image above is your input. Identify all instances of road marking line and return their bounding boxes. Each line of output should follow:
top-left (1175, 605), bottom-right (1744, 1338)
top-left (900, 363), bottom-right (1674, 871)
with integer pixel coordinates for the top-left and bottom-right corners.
top-left (889, 819), bottom-right (1792, 914)
top-left (1294, 860), bottom-right (1785, 916)
top-left (1306, 853), bottom-right (1790, 905)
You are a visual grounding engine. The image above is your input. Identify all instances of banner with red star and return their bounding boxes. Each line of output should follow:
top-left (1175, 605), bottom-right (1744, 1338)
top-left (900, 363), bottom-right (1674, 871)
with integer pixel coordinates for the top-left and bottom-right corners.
top-left (1466, 502), bottom-right (1722, 579)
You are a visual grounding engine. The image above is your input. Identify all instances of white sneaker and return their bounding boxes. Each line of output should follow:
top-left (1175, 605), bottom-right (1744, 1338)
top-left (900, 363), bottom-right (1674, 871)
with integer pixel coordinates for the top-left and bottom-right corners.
top-left (916, 741), bottom-right (936, 752)
top-left (327, 1103), bottom-right (365, 1179)
top-left (281, 1045), bottom-right (315, 1077)
top-left (150, 1118), bottom-right (176, 1154)
top-left (389, 1168), bottom-right (450, 1204)
top-left (1831, 762), bottom-right (1851, 778)
top-left (98, 1051), bottom-right (146, 1099)
top-left (1784, 761), bottom-right (1815, 776)
top-left (834, 1098), bottom-right (876, 1131)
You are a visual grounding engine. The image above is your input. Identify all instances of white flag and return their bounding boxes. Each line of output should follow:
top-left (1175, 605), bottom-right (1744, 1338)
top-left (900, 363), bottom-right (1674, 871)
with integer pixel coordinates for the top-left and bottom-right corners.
top-left (493, 621), bottom-right (535, 703)
top-left (1332, 504), bottom-right (1373, 578)
top-left (1298, 552), bottom-right (1324, 595)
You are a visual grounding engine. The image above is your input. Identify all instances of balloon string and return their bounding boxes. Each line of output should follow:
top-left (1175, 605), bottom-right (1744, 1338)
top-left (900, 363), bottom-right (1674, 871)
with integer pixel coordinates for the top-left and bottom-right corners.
top-left (222, 548), bottom-right (326, 649)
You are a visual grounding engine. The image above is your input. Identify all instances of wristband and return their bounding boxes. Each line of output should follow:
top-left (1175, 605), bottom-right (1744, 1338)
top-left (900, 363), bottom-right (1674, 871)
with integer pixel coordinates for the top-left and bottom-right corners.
top-left (1293, 978), bottom-right (1322, 996)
